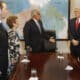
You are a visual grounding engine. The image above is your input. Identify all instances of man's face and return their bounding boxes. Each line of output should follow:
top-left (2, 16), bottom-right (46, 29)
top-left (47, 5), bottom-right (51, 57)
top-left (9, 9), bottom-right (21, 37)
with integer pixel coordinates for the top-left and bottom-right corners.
top-left (1, 3), bottom-right (8, 18)
top-left (34, 11), bottom-right (41, 21)
top-left (74, 9), bottom-right (80, 18)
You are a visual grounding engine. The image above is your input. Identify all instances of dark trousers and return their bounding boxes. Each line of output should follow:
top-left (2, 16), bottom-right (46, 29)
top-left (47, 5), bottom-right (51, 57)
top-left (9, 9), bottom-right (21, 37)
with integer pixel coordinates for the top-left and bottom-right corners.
top-left (70, 44), bottom-right (80, 57)
top-left (0, 74), bottom-right (8, 80)
top-left (0, 50), bottom-right (8, 80)
top-left (26, 43), bottom-right (44, 53)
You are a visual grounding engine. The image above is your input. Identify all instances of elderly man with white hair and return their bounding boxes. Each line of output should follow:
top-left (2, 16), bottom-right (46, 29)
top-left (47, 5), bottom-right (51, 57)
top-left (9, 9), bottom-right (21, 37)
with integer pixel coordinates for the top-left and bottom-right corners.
top-left (23, 9), bottom-right (55, 53)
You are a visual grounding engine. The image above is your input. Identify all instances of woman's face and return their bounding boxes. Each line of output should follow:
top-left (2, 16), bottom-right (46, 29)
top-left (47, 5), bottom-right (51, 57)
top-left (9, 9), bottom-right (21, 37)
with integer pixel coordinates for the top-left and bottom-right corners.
top-left (14, 19), bottom-right (19, 29)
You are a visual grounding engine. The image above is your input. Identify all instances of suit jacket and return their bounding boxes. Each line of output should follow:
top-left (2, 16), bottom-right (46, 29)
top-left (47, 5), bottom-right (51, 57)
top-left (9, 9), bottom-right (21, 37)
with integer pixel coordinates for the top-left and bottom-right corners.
top-left (0, 23), bottom-right (8, 76)
top-left (69, 18), bottom-right (80, 56)
top-left (69, 18), bottom-right (80, 41)
top-left (23, 19), bottom-right (49, 52)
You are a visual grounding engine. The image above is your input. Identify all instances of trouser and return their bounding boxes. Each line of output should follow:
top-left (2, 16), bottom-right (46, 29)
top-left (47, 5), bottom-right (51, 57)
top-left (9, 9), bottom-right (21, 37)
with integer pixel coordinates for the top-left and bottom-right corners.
top-left (0, 73), bottom-right (8, 80)
top-left (70, 44), bottom-right (80, 57)
top-left (0, 50), bottom-right (8, 80)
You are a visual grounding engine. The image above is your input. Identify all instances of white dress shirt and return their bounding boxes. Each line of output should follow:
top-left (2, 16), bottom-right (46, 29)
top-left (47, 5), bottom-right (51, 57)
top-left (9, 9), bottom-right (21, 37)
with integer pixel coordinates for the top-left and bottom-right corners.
top-left (0, 20), bottom-right (2, 23)
top-left (33, 18), bottom-right (41, 33)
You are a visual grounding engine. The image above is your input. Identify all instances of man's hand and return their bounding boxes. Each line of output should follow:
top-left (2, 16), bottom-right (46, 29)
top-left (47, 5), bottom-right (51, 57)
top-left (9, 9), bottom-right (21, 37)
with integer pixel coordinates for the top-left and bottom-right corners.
top-left (71, 39), bottom-right (79, 46)
top-left (49, 37), bottom-right (55, 43)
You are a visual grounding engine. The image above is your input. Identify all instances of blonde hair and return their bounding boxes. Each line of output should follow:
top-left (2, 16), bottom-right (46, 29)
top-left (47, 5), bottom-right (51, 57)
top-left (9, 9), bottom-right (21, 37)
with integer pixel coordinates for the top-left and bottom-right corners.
top-left (74, 8), bottom-right (80, 12)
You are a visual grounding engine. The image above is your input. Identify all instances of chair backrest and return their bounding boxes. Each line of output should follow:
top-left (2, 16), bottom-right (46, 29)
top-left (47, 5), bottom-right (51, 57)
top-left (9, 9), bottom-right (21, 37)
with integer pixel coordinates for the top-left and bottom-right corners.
top-left (44, 30), bottom-right (56, 52)
top-left (45, 30), bottom-right (56, 39)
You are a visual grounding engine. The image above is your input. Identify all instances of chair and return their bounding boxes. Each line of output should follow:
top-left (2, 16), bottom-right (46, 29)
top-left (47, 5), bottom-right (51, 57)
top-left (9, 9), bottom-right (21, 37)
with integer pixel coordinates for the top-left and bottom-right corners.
top-left (44, 30), bottom-right (56, 52)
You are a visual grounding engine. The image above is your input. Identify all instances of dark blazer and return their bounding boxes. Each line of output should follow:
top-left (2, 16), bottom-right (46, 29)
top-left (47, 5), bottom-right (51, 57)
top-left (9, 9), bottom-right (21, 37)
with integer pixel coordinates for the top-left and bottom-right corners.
top-left (69, 18), bottom-right (80, 57)
top-left (0, 23), bottom-right (8, 79)
top-left (23, 19), bottom-right (49, 52)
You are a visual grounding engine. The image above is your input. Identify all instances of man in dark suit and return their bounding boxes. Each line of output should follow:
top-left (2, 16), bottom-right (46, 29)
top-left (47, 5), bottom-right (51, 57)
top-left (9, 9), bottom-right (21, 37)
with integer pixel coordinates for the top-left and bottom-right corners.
top-left (0, 1), bottom-right (8, 80)
top-left (23, 9), bottom-right (55, 53)
top-left (69, 8), bottom-right (80, 61)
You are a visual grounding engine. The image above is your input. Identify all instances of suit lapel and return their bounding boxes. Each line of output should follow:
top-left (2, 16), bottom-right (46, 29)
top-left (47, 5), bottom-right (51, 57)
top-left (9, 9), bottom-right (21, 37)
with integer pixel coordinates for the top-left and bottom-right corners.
top-left (73, 18), bottom-right (77, 32)
top-left (32, 19), bottom-right (42, 34)
top-left (73, 18), bottom-right (80, 39)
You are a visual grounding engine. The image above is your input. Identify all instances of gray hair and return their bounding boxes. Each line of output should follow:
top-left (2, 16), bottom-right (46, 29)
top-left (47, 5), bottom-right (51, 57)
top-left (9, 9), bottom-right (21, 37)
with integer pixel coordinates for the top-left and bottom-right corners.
top-left (31, 9), bottom-right (40, 18)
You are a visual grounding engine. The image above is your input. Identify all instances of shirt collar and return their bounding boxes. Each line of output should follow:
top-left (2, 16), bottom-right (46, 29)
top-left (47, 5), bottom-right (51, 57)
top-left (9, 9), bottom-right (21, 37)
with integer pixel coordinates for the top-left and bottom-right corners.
top-left (0, 20), bottom-right (2, 23)
top-left (78, 18), bottom-right (80, 23)
top-left (33, 18), bottom-right (38, 23)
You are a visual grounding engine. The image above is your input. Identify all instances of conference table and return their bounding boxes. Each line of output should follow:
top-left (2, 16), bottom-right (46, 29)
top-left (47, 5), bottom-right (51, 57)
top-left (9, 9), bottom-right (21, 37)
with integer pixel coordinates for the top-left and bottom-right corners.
top-left (9, 52), bottom-right (80, 80)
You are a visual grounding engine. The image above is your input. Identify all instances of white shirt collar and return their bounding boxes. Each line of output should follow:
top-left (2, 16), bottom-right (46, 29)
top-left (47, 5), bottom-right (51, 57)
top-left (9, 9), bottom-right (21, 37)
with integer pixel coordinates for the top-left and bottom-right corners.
top-left (33, 18), bottom-right (38, 23)
top-left (32, 18), bottom-right (42, 33)
top-left (78, 18), bottom-right (80, 23)
top-left (0, 20), bottom-right (2, 23)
